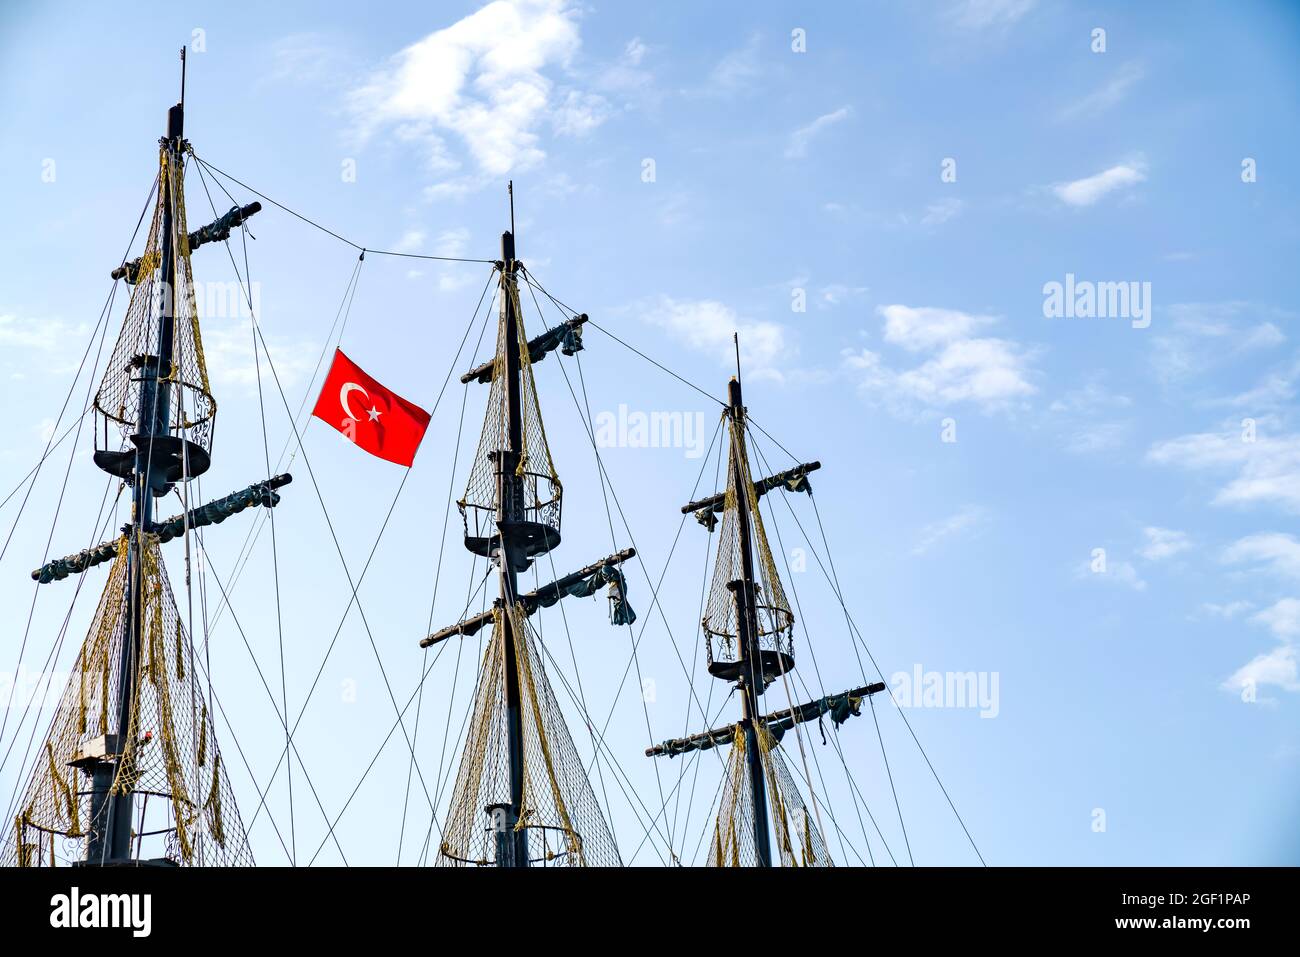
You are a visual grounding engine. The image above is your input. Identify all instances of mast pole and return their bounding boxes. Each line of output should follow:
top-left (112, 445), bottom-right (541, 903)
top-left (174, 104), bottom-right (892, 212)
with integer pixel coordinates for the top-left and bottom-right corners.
top-left (727, 372), bottom-right (774, 867)
top-left (95, 58), bottom-right (185, 865)
top-left (494, 226), bottom-right (529, 868)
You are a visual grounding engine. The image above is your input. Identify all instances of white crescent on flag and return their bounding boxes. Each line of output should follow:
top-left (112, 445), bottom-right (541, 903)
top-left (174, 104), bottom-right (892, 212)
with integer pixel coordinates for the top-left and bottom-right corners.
top-left (340, 382), bottom-right (369, 421)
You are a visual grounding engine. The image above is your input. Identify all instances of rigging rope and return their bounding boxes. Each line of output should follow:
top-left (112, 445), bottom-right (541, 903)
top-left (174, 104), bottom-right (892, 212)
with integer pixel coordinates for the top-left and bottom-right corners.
top-left (747, 431), bottom-right (890, 864)
top-left (746, 425), bottom-right (986, 866)
top-left (189, 165), bottom-right (473, 846)
top-left (396, 281), bottom-right (494, 864)
top-left (0, 172), bottom-right (157, 762)
top-left (191, 154), bottom-right (496, 263)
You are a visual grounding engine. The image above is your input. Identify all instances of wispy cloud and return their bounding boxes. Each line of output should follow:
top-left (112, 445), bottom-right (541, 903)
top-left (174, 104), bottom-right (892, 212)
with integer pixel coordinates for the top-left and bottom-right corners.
top-left (1148, 429), bottom-right (1300, 513)
top-left (785, 107), bottom-right (851, 159)
top-left (1052, 160), bottom-right (1146, 207)
top-left (0, 312), bottom-right (87, 352)
top-left (1058, 62), bottom-right (1144, 120)
top-left (264, 33), bottom-right (356, 89)
top-left (1049, 381), bottom-right (1132, 454)
top-left (1223, 598), bottom-right (1300, 699)
top-left (1201, 600), bottom-right (1253, 619)
top-left (202, 323), bottom-right (316, 393)
top-left (704, 33), bottom-right (763, 96)
top-left (638, 297), bottom-right (788, 383)
top-left (1224, 532), bottom-right (1300, 579)
top-left (1223, 642), bottom-right (1299, 698)
top-left (948, 0), bottom-right (1037, 30)
top-left (913, 505), bottom-right (990, 555)
top-left (845, 305), bottom-right (1037, 414)
top-left (1062, 422), bottom-right (1129, 455)
top-left (1139, 527), bottom-right (1191, 561)
top-left (1078, 557), bottom-right (1147, 591)
top-left (1150, 301), bottom-right (1290, 393)
top-left (920, 198), bottom-right (964, 226)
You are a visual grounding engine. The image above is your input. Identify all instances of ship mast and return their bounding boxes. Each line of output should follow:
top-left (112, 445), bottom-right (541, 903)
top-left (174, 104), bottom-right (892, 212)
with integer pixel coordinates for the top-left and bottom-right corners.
top-left (11, 49), bottom-right (274, 869)
top-left (424, 186), bottom-right (631, 868)
top-left (725, 373), bottom-right (773, 866)
top-left (494, 224), bottom-right (529, 867)
top-left (92, 66), bottom-right (188, 866)
top-left (646, 351), bottom-right (887, 867)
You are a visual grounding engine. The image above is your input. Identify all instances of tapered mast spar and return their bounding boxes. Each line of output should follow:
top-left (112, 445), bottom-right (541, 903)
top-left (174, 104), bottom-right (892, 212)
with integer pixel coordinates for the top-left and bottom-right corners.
top-left (424, 185), bottom-right (633, 868)
top-left (645, 336), bottom-right (887, 867)
top-left (725, 372), bottom-right (774, 867)
top-left (495, 224), bottom-right (529, 867)
top-left (93, 76), bottom-right (188, 866)
top-left (11, 48), bottom-right (275, 869)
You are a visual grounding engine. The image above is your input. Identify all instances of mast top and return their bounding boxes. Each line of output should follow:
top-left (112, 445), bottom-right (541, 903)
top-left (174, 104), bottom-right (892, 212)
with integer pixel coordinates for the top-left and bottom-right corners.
top-left (167, 46), bottom-right (186, 142)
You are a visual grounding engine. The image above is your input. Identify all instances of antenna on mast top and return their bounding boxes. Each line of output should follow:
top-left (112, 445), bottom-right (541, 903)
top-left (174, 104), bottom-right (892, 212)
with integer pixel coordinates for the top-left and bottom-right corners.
top-left (508, 180), bottom-right (516, 238)
top-left (180, 46), bottom-right (187, 110)
top-left (733, 332), bottom-right (742, 384)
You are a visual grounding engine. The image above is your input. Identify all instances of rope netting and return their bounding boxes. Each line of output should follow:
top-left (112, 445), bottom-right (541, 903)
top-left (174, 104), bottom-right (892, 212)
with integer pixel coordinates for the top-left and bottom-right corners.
top-left (460, 275), bottom-right (562, 543)
top-left (706, 724), bottom-right (831, 867)
top-left (94, 148), bottom-right (216, 454)
top-left (702, 418), bottom-right (794, 667)
top-left (6, 539), bottom-right (253, 867)
top-left (437, 602), bottom-right (620, 867)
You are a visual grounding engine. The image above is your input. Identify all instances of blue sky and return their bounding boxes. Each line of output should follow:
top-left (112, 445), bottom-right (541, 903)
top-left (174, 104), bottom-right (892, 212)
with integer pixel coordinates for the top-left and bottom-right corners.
top-left (2, 0), bottom-right (1299, 866)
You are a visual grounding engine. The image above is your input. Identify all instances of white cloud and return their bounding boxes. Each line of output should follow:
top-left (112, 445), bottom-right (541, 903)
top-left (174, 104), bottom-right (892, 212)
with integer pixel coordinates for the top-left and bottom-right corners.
top-left (202, 324), bottom-right (316, 393)
top-left (1150, 302), bottom-right (1291, 392)
top-left (1048, 382), bottom-right (1132, 415)
top-left (785, 107), bottom-right (851, 159)
top-left (1201, 600), bottom-right (1253, 619)
top-left (818, 284), bottom-right (869, 308)
top-left (948, 0), bottom-right (1037, 29)
top-left (432, 227), bottom-right (470, 258)
top-left (1139, 526), bottom-right (1191, 561)
top-left (390, 229), bottom-right (426, 254)
top-left (1147, 429), bottom-right (1300, 513)
top-left (639, 297), bottom-right (788, 383)
top-left (0, 313), bottom-right (87, 352)
top-left (880, 305), bottom-right (995, 351)
top-left (1253, 598), bottom-right (1300, 639)
top-left (624, 37), bottom-right (647, 67)
top-left (394, 227), bottom-right (479, 290)
top-left (591, 36), bottom-right (659, 109)
top-left (1222, 598), bottom-right (1300, 699)
top-left (348, 0), bottom-right (589, 181)
top-left (1223, 644), bottom-right (1299, 697)
top-left (846, 305), bottom-right (1036, 414)
top-left (920, 198), bottom-right (964, 226)
top-left (1224, 532), bottom-right (1300, 579)
top-left (1049, 381), bottom-right (1131, 454)
top-left (551, 89), bottom-right (612, 136)
top-left (1077, 558), bottom-right (1146, 591)
top-left (1063, 422), bottom-right (1129, 455)
top-left (265, 33), bottom-right (353, 88)
top-left (912, 505), bottom-right (990, 555)
top-left (1052, 161), bottom-right (1146, 207)
top-left (1058, 62), bottom-right (1144, 120)
top-left (706, 34), bottom-right (762, 96)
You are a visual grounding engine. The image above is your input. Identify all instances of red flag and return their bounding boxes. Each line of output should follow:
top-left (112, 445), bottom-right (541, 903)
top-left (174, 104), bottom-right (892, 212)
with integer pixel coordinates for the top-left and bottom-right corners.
top-left (311, 349), bottom-right (430, 467)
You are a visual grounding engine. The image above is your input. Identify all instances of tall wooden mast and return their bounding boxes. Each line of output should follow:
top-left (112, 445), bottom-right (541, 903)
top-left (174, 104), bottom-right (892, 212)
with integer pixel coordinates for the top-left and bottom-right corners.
top-left (647, 363), bottom-right (887, 867)
top-left (725, 374), bottom-right (774, 866)
top-left (493, 226), bottom-right (529, 867)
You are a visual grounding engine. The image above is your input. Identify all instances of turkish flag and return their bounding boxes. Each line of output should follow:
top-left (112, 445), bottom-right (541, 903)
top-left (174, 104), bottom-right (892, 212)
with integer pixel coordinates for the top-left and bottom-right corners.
top-left (311, 349), bottom-right (431, 467)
